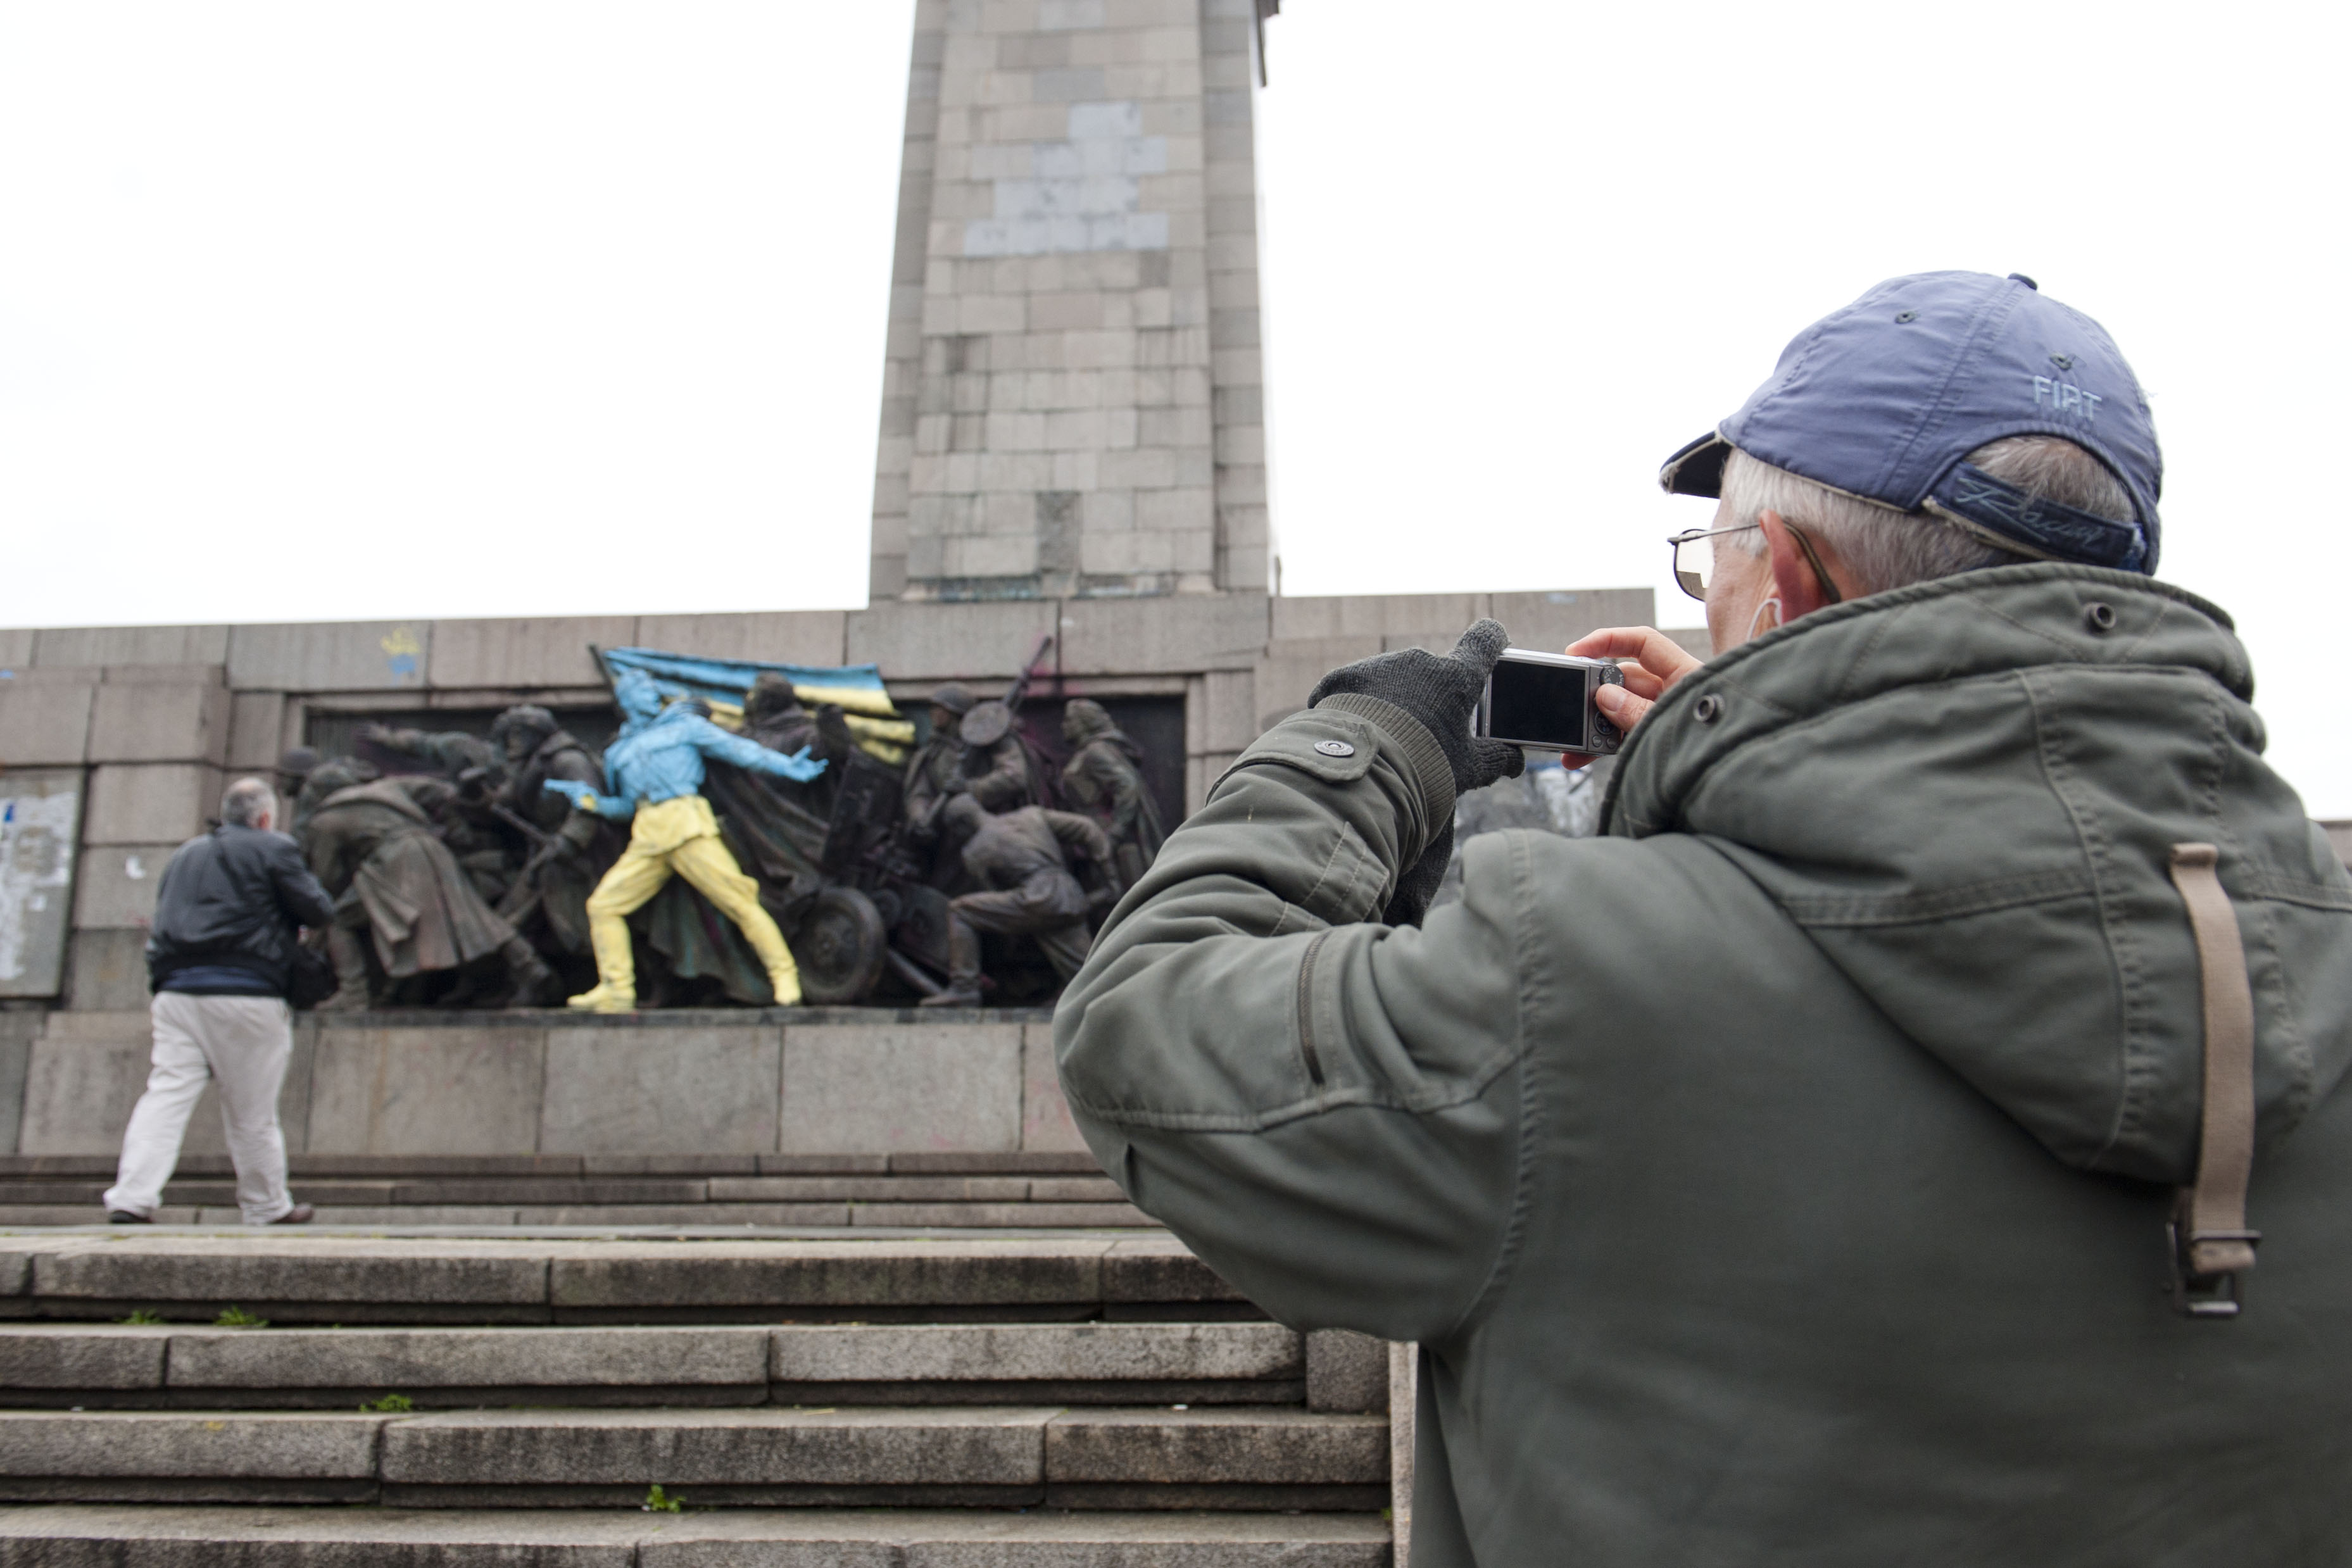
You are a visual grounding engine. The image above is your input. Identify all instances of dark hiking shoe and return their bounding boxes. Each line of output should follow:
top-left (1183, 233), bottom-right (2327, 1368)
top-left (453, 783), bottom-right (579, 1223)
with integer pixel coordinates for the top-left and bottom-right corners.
top-left (269, 1205), bottom-right (315, 1226)
top-left (106, 1210), bottom-right (151, 1224)
top-left (919, 987), bottom-right (985, 1008)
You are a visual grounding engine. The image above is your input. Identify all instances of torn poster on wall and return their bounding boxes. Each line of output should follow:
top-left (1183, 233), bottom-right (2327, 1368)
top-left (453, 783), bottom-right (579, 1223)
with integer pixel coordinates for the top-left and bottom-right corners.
top-left (0, 772), bottom-right (80, 997)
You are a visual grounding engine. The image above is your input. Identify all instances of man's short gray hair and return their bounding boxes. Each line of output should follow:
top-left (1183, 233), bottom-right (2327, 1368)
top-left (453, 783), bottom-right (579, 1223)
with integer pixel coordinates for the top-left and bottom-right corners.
top-left (219, 777), bottom-right (279, 828)
top-left (1720, 435), bottom-right (2136, 596)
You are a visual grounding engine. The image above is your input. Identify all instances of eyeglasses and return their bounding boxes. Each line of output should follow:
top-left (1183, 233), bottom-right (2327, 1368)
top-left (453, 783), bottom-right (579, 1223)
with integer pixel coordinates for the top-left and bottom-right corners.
top-left (1667, 521), bottom-right (1844, 607)
top-left (1668, 524), bottom-right (1759, 603)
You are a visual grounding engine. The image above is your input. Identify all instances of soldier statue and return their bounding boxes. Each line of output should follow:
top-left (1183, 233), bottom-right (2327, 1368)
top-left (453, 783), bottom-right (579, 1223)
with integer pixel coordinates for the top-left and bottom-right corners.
top-left (292, 755), bottom-right (378, 834)
top-left (919, 793), bottom-right (1114, 1008)
top-left (355, 718), bottom-right (533, 910)
top-left (484, 705), bottom-right (614, 975)
top-left (545, 670), bottom-right (825, 1013)
top-left (904, 683), bottom-right (1036, 891)
top-left (1059, 698), bottom-right (1166, 888)
top-left (906, 684), bottom-right (1023, 820)
top-left (302, 775), bottom-right (555, 1010)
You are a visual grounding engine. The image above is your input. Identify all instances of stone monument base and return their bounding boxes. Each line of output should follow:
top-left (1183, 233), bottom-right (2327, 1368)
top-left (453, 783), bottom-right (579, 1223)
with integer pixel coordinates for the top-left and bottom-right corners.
top-left (0, 1007), bottom-right (1132, 1228)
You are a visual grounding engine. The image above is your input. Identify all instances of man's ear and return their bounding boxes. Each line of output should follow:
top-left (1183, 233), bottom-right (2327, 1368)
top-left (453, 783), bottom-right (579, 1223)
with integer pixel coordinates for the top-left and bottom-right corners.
top-left (1758, 510), bottom-right (1840, 619)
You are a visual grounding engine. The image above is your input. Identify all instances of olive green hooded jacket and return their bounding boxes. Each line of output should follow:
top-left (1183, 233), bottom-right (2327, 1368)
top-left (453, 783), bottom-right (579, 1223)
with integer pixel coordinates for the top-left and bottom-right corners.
top-left (1055, 565), bottom-right (2352, 1567)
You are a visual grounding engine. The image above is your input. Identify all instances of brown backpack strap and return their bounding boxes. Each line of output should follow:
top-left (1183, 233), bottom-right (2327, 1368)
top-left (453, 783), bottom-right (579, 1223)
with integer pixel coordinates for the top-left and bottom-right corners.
top-left (2165, 843), bottom-right (2261, 1317)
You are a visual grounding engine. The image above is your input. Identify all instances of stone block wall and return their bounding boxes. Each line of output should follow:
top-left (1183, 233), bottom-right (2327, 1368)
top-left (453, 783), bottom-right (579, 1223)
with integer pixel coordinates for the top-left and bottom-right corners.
top-left (871, 0), bottom-right (1269, 603)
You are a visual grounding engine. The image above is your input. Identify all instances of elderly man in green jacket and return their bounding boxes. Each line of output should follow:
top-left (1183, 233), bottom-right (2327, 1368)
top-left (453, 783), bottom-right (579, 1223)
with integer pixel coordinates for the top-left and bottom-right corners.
top-left (1055, 272), bottom-right (2352, 1566)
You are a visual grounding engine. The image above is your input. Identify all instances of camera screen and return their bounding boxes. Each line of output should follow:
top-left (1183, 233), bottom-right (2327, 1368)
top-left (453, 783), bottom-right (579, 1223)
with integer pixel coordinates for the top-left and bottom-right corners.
top-left (1487, 659), bottom-right (1593, 750)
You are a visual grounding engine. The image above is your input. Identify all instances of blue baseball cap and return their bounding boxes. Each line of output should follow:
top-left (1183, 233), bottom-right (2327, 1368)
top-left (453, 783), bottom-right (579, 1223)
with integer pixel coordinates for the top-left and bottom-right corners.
top-left (1659, 272), bottom-right (2163, 574)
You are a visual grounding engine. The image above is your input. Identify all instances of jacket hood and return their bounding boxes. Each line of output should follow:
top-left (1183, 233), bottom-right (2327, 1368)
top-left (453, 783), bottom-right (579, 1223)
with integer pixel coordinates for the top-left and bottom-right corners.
top-left (1604, 563), bottom-right (2352, 1184)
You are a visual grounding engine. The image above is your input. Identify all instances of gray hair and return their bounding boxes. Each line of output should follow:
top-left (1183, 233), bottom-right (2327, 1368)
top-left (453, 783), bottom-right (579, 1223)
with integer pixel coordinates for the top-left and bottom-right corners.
top-left (1720, 435), bottom-right (2136, 596)
top-left (219, 777), bottom-right (279, 828)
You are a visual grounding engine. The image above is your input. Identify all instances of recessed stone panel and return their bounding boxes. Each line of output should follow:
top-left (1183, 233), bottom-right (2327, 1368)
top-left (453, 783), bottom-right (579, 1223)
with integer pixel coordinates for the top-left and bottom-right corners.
top-left (307, 1026), bottom-right (547, 1155)
top-left (781, 1024), bottom-right (1022, 1155)
top-left (17, 1018), bottom-right (151, 1155)
top-left (15, 1007), bottom-right (312, 1157)
top-left (539, 1027), bottom-right (781, 1154)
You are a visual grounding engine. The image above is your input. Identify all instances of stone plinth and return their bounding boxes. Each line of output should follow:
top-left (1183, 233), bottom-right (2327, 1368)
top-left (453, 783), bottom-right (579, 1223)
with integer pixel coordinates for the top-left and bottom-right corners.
top-left (9, 1009), bottom-right (1078, 1162)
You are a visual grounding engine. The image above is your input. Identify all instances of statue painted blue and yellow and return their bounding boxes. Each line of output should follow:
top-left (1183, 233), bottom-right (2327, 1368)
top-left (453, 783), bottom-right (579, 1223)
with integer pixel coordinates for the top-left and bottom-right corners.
top-left (546, 669), bottom-right (825, 1012)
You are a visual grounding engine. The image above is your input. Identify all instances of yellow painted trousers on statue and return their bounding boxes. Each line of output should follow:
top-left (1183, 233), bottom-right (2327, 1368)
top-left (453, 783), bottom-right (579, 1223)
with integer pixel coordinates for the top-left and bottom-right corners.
top-left (582, 796), bottom-right (798, 1002)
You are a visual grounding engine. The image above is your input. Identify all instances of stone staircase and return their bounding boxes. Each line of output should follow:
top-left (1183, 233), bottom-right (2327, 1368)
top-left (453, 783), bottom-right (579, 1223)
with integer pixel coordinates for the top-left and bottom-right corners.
top-left (0, 1231), bottom-right (1394, 1564)
top-left (0, 1153), bottom-right (1151, 1230)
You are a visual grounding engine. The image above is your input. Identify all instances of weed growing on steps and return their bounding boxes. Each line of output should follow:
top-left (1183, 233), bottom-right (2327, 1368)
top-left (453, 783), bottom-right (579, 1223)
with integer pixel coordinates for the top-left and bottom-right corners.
top-left (117, 1309), bottom-right (164, 1326)
top-left (643, 1485), bottom-right (685, 1514)
top-left (361, 1393), bottom-right (414, 1413)
top-left (213, 1306), bottom-right (269, 1329)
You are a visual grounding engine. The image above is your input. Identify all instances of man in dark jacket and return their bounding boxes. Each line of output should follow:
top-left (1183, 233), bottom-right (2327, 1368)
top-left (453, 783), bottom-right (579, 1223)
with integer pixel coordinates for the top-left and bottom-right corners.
top-left (103, 777), bottom-right (333, 1226)
top-left (1056, 273), bottom-right (2352, 1564)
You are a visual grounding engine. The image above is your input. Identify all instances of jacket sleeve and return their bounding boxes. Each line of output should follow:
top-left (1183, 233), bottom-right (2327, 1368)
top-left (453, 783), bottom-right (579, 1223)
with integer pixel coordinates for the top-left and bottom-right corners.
top-left (1053, 703), bottom-right (1529, 1343)
top-left (269, 832), bottom-right (336, 926)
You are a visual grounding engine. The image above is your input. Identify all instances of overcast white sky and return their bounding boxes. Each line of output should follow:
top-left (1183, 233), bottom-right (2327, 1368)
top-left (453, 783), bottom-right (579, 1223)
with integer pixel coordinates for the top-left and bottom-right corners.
top-left (3, 3), bottom-right (2344, 813)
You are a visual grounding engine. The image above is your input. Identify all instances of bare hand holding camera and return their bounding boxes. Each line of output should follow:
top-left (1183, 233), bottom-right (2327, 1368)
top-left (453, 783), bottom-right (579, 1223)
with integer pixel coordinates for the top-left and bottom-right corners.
top-left (1561, 625), bottom-right (1705, 751)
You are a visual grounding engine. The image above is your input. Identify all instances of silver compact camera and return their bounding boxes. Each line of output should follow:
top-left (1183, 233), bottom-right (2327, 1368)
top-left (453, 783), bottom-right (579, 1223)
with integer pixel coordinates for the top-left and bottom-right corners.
top-left (1475, 649), bottom-right (1625, 755)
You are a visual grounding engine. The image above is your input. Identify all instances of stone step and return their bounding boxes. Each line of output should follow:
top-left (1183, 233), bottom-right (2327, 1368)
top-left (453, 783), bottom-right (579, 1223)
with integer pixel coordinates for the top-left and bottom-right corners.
top-left (0, 1200), bottom-right (1152, 1230)
top-left (0, 1503), bottom-right (1393, 1565)
top-left (1, 1175), bottom-right (1129, 1206)
top-left (0, 1153), bottom-right (1110, 1179)
top-left (0, 1320), bottom-right (1311, 1408)
top-left (0, 1235), bottom-right (1254, 1324)
top-left (0, 1406), bottom-right (1390, 1512)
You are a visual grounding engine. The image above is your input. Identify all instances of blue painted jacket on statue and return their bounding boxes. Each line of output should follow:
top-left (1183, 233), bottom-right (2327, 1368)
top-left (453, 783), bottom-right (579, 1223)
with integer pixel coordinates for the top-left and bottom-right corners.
top-left (553, 706), bottom-right (822, 821)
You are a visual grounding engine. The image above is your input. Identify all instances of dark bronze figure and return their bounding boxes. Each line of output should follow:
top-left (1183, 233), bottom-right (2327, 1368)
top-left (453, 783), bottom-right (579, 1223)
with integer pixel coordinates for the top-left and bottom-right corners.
top-left (919, 794), bottom-right (1114, 1008)
top-left (1059, 698), bottom-right (1166, 887)
top-left (484, 705), bottom-right (615, 969)
top-left (357, 722), bottom-right (503, 781)
top-left (301, 777), bottom-right (555, 1010)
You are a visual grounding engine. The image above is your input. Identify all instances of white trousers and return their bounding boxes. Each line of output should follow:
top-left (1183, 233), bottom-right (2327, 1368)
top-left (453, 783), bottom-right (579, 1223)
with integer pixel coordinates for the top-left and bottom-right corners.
top-left (103, 993), bottom-right (294, 1225)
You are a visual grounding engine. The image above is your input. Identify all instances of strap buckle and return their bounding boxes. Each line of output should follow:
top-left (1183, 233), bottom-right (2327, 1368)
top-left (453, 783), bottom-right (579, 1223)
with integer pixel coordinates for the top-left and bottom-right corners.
top-left (2166, 1219), bottom-right (2261, 1319)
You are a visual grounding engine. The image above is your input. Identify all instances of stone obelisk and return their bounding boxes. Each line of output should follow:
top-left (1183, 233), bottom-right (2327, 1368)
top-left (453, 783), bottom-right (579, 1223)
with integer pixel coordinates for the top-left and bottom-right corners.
top-left (869, 0), bottom-right (1270, 604)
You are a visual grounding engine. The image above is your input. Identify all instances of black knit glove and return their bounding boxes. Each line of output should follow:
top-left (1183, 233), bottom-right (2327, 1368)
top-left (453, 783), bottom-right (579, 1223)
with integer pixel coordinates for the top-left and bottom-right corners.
top-left (1309, 618), bottom-right (1525, 927)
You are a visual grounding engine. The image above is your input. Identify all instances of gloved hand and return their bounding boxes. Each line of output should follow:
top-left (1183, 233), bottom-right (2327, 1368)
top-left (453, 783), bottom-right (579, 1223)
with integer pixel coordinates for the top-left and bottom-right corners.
top-left (1308, 618), bottom-right (1525, 927)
